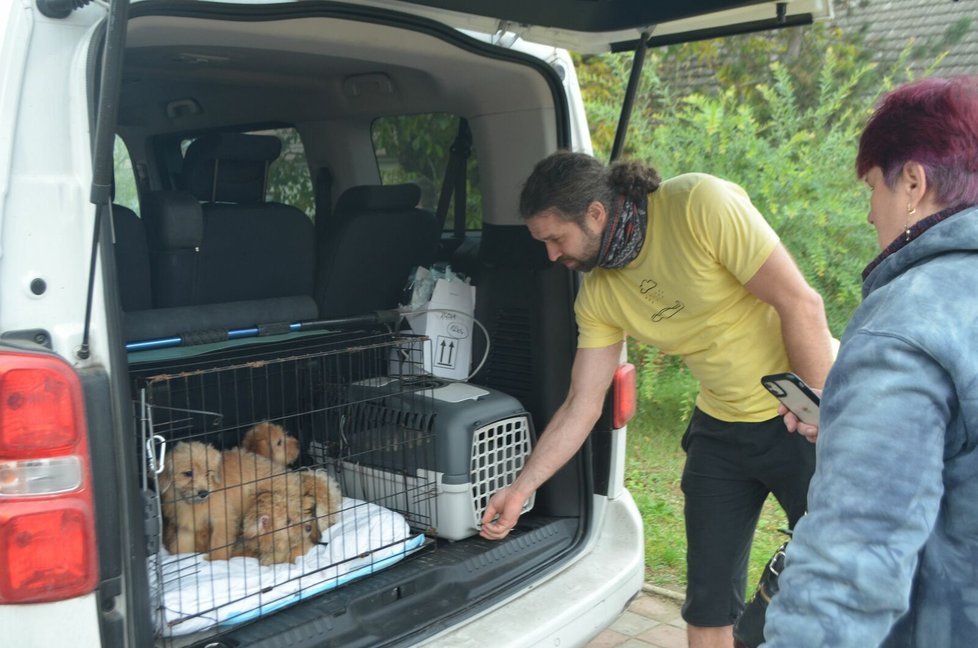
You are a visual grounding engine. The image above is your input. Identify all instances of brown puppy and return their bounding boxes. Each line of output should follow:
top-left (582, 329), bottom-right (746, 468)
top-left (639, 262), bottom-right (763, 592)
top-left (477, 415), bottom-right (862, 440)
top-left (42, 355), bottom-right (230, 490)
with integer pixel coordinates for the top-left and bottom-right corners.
top-left (241, 421), bottom-right (300, 468)
top-left (240, 469), bottom-right (341, 561)
top-left (238, 471), bottom-right (307, 565)
top-left (207, 447), bottom-right (278, 560)
top-left (158, 441), bottom-right (223, 555)
top-left (299, 469), bottom-right (343, 541)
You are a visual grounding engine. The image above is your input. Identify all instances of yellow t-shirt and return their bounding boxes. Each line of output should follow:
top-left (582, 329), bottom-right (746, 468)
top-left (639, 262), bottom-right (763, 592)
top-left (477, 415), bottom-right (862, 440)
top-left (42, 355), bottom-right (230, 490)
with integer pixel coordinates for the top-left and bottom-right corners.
top-left (575, 173), bottom-right (789, 422)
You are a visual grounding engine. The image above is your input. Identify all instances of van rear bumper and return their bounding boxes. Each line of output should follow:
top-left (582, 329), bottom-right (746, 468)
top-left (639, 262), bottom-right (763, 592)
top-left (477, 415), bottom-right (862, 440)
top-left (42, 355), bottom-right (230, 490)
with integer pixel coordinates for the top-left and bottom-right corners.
top-left (418, 489), bottom-right (645, 648)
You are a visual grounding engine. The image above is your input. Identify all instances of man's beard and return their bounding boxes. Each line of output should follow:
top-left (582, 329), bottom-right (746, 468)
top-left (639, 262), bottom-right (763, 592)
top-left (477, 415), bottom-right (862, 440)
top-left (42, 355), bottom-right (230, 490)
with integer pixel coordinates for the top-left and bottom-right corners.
top-left (557, 225), bottom-right (602, 272)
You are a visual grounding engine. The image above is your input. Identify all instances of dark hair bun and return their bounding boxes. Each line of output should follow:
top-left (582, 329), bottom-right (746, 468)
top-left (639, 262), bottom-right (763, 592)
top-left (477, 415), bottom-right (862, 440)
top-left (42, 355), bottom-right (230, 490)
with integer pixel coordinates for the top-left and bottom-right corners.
top-left (610, 160), bottom-right (661, 202)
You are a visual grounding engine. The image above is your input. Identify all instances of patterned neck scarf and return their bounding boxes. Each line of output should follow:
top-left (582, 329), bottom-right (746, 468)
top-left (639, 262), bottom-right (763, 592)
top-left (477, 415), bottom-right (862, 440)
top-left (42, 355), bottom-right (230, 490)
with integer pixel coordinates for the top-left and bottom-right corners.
top-left (597, 194), bottom-right (648, 269)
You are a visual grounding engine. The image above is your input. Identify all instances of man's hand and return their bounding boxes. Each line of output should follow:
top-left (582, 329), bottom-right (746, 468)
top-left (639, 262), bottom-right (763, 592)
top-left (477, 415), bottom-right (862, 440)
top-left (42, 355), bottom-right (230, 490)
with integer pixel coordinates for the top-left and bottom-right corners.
top-left (479, 344), bottom-right (621, 541)
top-left (479, 486), bottom-right (526, 540)
top-left (780, 387), bottom-right (822, 443)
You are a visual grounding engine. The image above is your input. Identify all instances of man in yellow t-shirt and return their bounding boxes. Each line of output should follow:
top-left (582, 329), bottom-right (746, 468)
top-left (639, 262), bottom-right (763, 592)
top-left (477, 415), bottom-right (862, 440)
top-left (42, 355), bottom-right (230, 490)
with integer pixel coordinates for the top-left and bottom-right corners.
top-left (480, 152), bottom-right (835, 648)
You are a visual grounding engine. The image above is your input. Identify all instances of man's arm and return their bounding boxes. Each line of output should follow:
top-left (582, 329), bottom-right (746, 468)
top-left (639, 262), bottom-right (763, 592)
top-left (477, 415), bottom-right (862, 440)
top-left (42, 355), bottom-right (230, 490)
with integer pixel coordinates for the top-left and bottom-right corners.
top-left (479, 342), bottom-right (622, 540)
top-left (744, 243), bottom-right (834, 389)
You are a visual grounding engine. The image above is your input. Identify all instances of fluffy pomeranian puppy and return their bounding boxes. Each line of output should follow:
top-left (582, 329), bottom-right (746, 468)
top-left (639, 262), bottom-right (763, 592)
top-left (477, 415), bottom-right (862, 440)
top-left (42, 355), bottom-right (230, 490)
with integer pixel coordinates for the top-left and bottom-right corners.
top-left (158, 440), bottom-right (222, 555)
top-left (241, 421), bottom-right (300, 468)
top-left (237, 471), bottom-right (307, 565)
top-left (206, 447), bottom-right (279, 560)
top-left (235, 469), bottom-right (342, 563)
top-left (299, 468), bottom-right (343, 538)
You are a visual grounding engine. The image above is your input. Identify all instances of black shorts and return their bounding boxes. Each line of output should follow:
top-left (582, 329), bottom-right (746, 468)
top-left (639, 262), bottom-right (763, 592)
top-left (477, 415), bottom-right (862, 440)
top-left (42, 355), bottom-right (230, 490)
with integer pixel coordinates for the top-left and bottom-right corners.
top-left (678, 407), bottom-right (814, 628)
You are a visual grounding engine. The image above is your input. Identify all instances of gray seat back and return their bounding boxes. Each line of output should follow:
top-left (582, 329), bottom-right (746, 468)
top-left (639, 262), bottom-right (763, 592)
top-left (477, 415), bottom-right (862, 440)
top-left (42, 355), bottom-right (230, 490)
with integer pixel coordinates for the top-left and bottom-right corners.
top-left (123, 134), bottom-right (318, 344)
top-left (140, 190), bottom-right (204, 308)
top-left (181, 132), bottom-right (316, 305)
top-left (316, 183), bottom-right (439, 318)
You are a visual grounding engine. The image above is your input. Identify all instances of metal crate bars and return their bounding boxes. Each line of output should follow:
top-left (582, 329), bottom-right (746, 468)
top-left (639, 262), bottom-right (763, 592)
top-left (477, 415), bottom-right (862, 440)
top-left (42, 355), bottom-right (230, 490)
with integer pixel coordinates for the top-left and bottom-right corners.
top-left (133, 332), bottom-right (435, 641)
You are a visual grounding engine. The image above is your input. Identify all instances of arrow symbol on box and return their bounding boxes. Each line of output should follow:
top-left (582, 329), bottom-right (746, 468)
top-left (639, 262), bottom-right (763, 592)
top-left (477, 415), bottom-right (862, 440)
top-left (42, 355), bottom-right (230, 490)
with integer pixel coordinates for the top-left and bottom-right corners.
top-left (437, 339), bottom-right (456, 367)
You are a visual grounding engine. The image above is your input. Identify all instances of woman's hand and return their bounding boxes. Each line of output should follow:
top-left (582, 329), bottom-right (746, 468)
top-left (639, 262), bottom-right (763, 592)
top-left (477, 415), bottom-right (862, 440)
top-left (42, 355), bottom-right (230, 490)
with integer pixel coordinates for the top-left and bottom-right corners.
top-left (780, 387), bottom-right (822, 443)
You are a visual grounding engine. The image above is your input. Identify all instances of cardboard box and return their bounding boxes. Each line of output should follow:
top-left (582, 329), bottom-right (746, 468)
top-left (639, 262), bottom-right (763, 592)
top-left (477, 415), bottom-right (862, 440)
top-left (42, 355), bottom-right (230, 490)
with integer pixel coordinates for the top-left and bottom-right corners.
top-left (399, 275), bottom-right (476, 381)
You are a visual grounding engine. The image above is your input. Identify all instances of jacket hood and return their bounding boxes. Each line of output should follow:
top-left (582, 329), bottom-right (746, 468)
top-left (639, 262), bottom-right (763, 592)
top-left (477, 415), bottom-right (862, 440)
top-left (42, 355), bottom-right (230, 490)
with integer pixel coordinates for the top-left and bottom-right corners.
top-left (863, 205), bottom-right (978, 298)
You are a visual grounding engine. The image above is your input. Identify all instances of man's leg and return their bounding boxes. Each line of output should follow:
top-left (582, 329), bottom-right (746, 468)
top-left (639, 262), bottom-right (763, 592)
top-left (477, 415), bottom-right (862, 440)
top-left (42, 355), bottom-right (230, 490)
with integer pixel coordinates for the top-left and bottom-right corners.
top-left (732, 415), bottom-right (816, 648)
top-left (757, 421), bottom-right (816, 527)
top-left (689, 625), bottom-right (735, 648)
top-left (681, 409), bottom-right (769, 648)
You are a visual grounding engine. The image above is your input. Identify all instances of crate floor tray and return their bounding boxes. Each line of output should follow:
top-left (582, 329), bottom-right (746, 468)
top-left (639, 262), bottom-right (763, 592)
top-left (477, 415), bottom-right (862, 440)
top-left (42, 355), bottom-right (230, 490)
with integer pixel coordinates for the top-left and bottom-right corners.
top-left (149, 497), bottom-right (424, 637)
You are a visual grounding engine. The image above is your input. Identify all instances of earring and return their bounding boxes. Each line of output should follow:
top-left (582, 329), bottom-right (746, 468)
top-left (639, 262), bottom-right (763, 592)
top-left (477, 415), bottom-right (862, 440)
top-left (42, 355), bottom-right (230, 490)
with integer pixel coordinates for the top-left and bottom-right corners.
top-left (905, 203), bottom-right (917, 242)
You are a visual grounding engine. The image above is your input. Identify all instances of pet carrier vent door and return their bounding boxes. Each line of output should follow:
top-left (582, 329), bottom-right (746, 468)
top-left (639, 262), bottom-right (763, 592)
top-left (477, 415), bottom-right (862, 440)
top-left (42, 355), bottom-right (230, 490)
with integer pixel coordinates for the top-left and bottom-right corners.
top-left (469, 416), bottom-right (535, 527)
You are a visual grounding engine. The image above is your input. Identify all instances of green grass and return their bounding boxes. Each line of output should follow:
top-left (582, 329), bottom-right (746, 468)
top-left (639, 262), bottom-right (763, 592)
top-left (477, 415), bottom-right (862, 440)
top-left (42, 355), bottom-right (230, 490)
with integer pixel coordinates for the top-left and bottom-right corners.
top-left (625, 347), bottom-right (789, 595)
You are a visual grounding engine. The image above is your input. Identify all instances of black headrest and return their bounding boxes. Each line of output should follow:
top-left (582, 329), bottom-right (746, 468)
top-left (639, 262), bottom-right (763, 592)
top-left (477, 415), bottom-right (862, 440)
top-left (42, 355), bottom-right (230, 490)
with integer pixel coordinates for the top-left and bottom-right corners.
top-left (182, 133), bottom-right (282, 204)
top-left (335, 183), bottom-right (421, 214)
top-left (141, 190), bottom-right (204, 250)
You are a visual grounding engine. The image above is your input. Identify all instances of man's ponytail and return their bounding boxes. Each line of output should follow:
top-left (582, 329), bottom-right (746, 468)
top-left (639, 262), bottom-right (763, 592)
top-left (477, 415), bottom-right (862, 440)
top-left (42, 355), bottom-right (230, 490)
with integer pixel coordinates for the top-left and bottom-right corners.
top-left (609, 160), bottom-right (661, 204)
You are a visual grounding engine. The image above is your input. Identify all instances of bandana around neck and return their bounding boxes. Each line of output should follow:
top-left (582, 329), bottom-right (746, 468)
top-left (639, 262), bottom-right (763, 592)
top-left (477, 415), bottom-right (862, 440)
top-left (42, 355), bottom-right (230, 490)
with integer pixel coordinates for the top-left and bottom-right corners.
top-left (597, 194), bottom-right (648, 269)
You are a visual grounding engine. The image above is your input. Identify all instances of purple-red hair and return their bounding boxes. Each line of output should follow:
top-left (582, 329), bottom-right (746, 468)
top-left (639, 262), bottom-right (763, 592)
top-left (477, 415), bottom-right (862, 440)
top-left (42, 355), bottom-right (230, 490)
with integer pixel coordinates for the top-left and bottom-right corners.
top-left (856, 75), bottom-right (978, 206)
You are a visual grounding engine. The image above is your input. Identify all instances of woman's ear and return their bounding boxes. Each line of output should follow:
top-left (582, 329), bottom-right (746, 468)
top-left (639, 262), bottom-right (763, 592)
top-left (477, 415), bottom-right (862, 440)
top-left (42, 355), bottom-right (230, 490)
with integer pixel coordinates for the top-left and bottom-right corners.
top-left (902, 160), bottom-right (947, 216)
top-left (902, 161), bottom-right (929, 206)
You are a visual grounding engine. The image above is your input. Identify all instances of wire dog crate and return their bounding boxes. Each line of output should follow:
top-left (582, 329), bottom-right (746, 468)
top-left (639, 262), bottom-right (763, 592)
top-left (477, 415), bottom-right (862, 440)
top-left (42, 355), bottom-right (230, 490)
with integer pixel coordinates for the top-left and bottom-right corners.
top-left (130, 330), bottom-right (535, 642)
top-left (134, 332), bottom-right (435, 641)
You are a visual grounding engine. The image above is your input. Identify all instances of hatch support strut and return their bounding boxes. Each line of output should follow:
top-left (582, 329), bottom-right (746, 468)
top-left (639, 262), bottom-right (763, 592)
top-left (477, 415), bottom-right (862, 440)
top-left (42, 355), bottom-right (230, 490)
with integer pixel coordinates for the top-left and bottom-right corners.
top-left (78, 0), bottom-right (130, 360)
top-left (608, 30), bottom-right (649, 162)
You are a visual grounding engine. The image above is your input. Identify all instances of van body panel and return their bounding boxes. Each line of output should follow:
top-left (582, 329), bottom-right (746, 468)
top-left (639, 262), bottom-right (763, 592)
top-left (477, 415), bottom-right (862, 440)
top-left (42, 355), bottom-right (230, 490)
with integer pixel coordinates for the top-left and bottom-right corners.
top-left (6, 594), bottom-right (103, 645)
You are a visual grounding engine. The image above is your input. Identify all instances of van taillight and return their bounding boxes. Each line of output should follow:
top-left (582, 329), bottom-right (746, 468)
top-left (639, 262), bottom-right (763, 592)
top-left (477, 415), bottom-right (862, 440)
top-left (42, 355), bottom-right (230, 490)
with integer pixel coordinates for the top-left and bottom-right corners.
top-left (612, 363), bottom-right (636, 429)
top-left (0, 352), bottom-right (97, 604)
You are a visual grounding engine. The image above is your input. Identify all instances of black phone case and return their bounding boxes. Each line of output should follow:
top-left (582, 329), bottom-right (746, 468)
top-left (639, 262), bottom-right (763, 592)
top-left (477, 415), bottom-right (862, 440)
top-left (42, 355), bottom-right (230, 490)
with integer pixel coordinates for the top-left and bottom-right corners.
top-left (760, 372), bottom-right (820, 425)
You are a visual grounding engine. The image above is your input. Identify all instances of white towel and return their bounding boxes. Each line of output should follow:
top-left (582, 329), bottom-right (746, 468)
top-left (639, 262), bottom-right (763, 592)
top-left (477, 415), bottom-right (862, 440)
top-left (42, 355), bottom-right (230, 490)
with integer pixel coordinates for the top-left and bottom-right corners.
top-left (148, 497), bottom-right (423, 637)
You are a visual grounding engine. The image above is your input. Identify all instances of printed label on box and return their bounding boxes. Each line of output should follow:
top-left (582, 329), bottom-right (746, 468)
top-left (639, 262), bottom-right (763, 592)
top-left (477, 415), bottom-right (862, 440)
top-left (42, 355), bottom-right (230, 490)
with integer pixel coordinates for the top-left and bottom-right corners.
top-left (399, 277), bottom-right (476, 381)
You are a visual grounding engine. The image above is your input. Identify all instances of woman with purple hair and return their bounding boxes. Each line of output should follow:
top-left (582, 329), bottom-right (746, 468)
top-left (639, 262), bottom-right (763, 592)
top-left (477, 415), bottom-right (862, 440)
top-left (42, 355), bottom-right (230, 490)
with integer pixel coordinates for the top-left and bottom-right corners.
top-left (763, 75), bottom-right (978, 647)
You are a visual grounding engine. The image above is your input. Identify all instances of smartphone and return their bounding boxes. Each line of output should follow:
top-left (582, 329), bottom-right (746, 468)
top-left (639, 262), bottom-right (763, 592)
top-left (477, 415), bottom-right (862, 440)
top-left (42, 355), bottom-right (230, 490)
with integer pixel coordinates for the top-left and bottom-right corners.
top-left (761, 372), bottom-right (820, 426)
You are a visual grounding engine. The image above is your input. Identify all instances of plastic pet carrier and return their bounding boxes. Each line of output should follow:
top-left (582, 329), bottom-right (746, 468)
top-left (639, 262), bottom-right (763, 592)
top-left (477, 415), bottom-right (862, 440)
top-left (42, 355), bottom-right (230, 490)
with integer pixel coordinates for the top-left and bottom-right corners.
top-left (311, 377), bottom-right (536, 541)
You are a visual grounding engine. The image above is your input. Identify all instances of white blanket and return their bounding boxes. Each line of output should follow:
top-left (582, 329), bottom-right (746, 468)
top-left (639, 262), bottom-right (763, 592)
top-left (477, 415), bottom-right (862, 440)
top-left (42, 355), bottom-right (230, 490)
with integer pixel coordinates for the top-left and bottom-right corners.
top-left (148, 497), bottom-right (424, 637)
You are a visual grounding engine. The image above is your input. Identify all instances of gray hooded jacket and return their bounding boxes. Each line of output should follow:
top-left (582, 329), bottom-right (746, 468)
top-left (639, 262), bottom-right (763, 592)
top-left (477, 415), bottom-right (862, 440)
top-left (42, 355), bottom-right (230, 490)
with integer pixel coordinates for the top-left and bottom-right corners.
top-left (763, 205), bottom-right (978, 647)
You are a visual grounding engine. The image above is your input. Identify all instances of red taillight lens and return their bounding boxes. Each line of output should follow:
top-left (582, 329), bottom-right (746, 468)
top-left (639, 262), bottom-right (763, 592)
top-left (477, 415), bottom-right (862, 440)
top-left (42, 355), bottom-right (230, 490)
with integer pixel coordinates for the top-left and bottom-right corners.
top-left (0, 501), bottom-right (96, 602)
top-left (0, 352), bottom-right (97, 604)
top-left (0, 358), bottom-right (81, 455)
top-left (612, 362), bottom-right (636, 429)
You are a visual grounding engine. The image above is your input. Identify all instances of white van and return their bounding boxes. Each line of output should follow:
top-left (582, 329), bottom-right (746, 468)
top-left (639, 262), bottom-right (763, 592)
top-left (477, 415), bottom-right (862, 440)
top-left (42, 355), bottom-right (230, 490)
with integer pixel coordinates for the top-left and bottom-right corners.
top-left (0, 1), bottom-right (831, 646)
